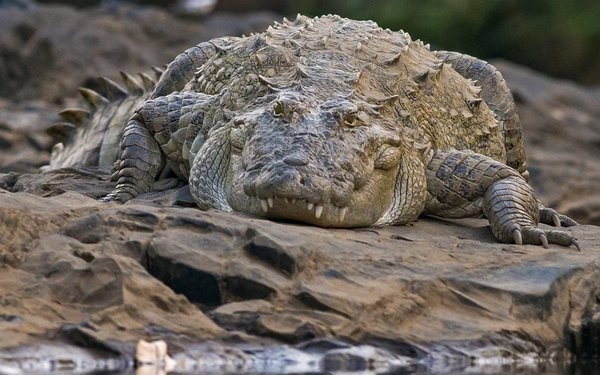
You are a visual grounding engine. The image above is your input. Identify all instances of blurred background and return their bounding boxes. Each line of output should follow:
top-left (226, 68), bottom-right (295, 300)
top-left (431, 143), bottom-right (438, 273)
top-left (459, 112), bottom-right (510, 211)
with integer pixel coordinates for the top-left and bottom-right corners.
top-left (295, 0), bottom-right (600, 85)
top-left (25, 0), bottom-right (600, 85)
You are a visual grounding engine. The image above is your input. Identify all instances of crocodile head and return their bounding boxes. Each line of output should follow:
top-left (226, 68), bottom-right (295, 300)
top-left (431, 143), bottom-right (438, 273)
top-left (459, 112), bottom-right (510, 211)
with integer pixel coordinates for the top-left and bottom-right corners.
top-left (186, 18), bottom-right (429, 227)
top-left (191, 89), bottom-right (414, 228)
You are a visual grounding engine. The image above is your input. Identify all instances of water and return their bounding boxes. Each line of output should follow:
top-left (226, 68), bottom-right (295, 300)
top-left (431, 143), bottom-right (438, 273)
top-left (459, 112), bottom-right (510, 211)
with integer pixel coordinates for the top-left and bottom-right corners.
top-left (3, 363), bottom-right (600, 375)
top-left (1, 341), bottom-right (599, 375)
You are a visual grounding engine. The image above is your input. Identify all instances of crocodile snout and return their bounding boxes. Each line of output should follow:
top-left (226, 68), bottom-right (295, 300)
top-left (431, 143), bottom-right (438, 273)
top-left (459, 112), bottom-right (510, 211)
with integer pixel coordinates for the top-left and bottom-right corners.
top-left (245, 163), bottom-right (329, 204)
top-left (241, 161), bottom-right (353, 223)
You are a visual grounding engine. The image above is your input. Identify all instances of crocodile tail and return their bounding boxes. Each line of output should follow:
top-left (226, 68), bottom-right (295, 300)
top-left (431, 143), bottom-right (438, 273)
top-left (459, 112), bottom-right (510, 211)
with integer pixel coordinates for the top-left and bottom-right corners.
top-left (43, 69), bottom-right (164, 171)
top-left (433, 50), bottom-right (529, 181)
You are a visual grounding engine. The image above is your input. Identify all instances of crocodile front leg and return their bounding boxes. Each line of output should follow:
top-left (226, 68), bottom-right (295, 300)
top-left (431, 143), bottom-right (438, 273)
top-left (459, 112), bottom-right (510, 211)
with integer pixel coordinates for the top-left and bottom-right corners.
top-left (425, 149), bottom-right (579, 249)
top-left (102, 112), bottom-right (164, 202)
top-left (104, 92), bottom-right (213, 202)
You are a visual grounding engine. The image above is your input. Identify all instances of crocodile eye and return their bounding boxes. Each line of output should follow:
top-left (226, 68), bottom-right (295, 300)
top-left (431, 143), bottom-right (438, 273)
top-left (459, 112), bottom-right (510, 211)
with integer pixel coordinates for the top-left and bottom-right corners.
top-left (343, 112), bottom-right (357, 127)
top-left (273, 101), bottom-right (284, 117)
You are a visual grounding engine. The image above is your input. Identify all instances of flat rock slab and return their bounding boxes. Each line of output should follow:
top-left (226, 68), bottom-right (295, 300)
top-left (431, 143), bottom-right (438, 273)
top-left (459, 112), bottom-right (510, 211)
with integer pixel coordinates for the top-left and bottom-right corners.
top-left (0, 169), bottom-right (598, 362)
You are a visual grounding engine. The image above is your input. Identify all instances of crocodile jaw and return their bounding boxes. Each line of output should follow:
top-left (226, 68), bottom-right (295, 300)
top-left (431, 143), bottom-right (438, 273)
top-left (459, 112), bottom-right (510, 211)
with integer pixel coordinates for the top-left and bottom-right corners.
top-left (225, 155), bottom-right (399, 228)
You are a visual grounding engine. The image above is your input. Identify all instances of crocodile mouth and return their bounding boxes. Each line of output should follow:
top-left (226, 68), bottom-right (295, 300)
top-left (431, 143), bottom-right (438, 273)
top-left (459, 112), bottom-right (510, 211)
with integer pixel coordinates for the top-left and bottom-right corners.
top-left (245, 194), bottom-right (349, 224)
top-left (228, 157), bottom-right (399, 227)
top-left (228, 142), bottom-right (399, 227)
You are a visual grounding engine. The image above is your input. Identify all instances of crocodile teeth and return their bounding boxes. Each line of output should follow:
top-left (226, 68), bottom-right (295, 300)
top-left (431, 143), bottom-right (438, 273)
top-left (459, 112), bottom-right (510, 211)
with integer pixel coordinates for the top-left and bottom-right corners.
top-left (267, 197), bottom-right (274, 208)
top-left (339, 207), bottom-right (348, 222)
top-left (291, 199), bottom-right (296, 204)
top-left (283, 198), bottom-right (289, 204)
top-left (315, 205), bottom-right (324, 219)
top-left (307, 202), bottom-right (314, 210)
top-left (260, 199), bottom-right (268, 212)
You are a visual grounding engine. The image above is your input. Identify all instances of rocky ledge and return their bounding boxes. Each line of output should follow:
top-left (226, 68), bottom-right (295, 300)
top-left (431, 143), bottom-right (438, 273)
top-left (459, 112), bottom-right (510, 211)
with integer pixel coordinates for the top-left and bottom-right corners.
top-left (0, 166), bottom-right (598, 372)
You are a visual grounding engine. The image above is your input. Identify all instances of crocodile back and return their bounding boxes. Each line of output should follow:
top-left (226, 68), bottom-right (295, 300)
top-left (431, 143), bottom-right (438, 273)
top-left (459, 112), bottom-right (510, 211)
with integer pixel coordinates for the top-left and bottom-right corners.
top-left (43, 73), bottom-right (157, 171)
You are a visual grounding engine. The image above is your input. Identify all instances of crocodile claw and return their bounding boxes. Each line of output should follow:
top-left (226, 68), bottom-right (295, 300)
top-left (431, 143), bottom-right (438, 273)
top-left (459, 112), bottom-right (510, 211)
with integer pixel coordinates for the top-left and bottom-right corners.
top-left (539, 206), bottom-right (579, 227)
top-left (513, 228), bottom-right (522, 245)
top-left (552, 214), bottom-right (561, 227)
top-left (511, 225), bottom-right (579, 250)
top-left (99, 193), bottom-right (118, 203)
top-left (99, 192), bottom-right (131, 203)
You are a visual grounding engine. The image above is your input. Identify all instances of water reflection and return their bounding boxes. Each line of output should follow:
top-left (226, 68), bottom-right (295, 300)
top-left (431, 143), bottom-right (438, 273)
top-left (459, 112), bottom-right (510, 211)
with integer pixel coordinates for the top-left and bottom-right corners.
top-left (1, 338), bottom-right (599, 375)
top-left (131, 361), bottom-right (600, 374)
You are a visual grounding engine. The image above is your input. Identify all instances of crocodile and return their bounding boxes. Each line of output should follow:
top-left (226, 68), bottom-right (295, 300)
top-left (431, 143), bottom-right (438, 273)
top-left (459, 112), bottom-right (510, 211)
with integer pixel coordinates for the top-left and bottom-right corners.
top-left (45, 14), bottom-right (579, 249)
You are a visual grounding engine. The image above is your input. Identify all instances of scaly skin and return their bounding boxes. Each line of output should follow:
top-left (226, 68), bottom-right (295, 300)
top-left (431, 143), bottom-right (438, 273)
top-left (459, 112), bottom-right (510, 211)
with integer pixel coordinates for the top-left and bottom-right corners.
top-left (48, 15), bottom-right (579, 249)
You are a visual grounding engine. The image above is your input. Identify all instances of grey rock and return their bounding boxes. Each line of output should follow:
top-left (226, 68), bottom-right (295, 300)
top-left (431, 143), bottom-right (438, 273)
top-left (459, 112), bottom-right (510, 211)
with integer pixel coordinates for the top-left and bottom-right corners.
top-left (0, 183), bottom-right (598, 361)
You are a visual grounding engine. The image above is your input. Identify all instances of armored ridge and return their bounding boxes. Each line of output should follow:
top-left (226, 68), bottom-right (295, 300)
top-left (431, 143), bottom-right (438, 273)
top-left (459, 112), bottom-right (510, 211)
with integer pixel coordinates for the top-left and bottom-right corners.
top-left (45, 14), bottom-right (579, 248)
top-left (44, 70), bottom-right (162, 171)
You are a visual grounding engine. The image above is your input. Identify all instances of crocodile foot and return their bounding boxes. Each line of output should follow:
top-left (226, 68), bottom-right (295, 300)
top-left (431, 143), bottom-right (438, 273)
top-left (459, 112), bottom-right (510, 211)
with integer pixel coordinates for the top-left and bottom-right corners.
top-left (483, 176), bottom-right (580, 250)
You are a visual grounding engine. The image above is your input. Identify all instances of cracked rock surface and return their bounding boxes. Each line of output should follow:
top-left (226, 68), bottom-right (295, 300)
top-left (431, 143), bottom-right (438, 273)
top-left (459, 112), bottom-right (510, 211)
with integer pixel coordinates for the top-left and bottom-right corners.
top-left (0, 169), bottom-right (598, 361)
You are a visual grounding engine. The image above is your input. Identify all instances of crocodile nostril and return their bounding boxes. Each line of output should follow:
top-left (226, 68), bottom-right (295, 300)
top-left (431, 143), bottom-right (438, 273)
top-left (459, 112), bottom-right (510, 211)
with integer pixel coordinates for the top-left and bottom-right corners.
top-left (283, 155), bottom-right (308, 166)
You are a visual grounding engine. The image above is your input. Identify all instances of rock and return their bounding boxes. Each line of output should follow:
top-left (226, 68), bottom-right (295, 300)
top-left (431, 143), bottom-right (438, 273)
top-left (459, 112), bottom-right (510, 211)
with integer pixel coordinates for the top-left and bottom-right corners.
top-left (0, 170), bottom-right (598, 365)
top-left (0, 190), bottom-right (225, 349)
top-left (0, 99), bottom-right (58, 173)
top-left (0, 2), bottom-right (279, 103)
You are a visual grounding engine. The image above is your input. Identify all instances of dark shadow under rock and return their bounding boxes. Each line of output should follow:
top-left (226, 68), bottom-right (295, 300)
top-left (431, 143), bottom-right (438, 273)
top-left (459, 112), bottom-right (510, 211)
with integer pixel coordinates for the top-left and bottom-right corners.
top-left (243, 228), bottom-right (300, 276)
top-left (146, 242), bottom-right (223, 306)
